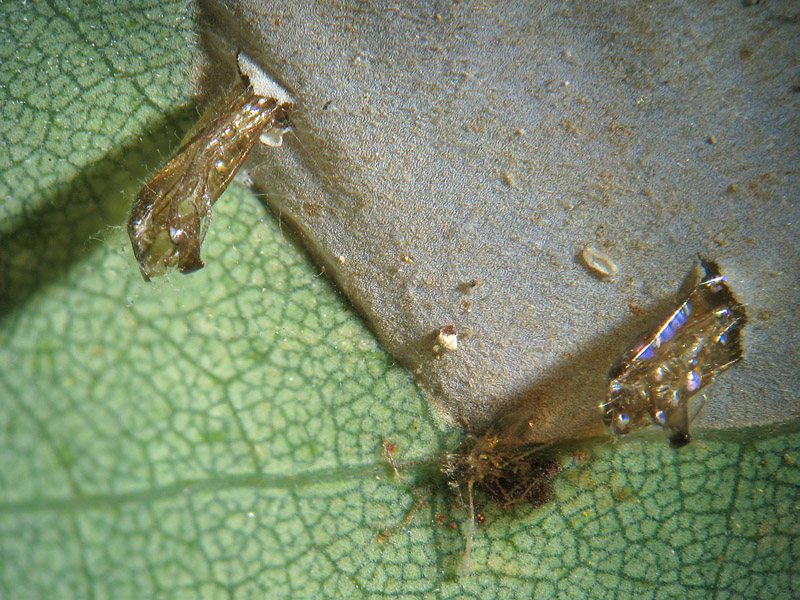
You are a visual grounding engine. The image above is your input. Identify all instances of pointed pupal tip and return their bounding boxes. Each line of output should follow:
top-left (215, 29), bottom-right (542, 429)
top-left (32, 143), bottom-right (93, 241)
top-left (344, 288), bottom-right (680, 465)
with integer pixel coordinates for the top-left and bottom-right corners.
top-left (236, 51), bottom-right (294, 107)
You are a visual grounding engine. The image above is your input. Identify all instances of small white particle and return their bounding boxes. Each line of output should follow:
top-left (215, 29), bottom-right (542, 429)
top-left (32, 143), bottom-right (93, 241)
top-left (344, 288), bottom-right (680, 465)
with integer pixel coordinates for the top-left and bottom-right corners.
top-left (581, 245), bottom-right (618, 278)
top-left (437, 325), bottom-right (458, 352)
top-left (259, 126), bottom-right (290, 147)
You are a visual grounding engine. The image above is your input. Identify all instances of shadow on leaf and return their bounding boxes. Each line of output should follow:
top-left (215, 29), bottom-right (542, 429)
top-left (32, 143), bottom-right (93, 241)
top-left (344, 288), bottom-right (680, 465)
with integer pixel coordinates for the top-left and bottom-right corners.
top-left (0, 104), bottom-right (198, 318)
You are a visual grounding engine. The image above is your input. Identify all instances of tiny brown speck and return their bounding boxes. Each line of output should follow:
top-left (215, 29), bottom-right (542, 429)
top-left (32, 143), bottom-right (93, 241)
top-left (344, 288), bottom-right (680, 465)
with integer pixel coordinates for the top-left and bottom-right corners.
top-left (628, 303), bottom-right (645, 317)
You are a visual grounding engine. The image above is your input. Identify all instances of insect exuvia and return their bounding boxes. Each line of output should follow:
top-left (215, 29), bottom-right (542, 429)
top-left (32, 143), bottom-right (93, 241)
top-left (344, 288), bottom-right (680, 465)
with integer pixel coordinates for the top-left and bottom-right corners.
top-left (602, 257), bottom-right (747, 448)
top-left (127, 52), bottom-right (294, 281)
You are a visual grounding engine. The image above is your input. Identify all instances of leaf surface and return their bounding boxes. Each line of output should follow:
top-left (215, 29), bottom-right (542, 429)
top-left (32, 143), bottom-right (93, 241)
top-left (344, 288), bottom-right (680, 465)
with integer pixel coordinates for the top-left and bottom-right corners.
top-left (0, 2), bottom-right (797, 599)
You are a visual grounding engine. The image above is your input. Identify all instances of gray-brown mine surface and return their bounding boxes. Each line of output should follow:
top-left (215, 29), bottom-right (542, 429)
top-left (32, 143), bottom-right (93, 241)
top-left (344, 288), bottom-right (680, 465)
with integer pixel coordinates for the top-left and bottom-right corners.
top-left (196, 0), bottom-right (800, 442)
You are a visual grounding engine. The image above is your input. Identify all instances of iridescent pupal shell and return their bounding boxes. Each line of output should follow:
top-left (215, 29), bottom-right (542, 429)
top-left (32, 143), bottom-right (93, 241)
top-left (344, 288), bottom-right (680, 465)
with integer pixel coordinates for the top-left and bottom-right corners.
top-left (602, 258), bottom-right (747, 448)
top-left (127, 54), bottom-right (293, 281)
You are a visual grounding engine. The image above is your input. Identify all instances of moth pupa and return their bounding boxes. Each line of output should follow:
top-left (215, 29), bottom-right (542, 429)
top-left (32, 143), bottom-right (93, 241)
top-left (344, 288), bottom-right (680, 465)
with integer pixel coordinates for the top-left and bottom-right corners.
top-left (602, 257), bottom-right (747, 448)
top-left (127, 52), bottom-right (294, 281)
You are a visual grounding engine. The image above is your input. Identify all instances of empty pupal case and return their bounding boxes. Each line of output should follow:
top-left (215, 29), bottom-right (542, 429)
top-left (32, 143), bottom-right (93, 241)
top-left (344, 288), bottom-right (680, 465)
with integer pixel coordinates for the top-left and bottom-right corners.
top-left (602, 257), bottom-right (747, 448)
top-left (127, 52), bottom-right (294, 281)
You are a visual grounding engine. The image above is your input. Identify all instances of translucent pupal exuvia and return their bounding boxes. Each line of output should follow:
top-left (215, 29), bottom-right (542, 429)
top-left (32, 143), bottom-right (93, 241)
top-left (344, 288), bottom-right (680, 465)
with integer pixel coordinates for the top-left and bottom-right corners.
top-left (127, 53), bottom-right (294, 281)
top-left (602, 257), bottom-right (747, 448)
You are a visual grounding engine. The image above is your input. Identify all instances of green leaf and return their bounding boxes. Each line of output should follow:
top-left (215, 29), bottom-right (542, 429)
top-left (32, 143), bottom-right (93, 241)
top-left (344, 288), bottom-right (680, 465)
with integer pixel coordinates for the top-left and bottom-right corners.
top-left (1, 1), bottom-right (797, 599)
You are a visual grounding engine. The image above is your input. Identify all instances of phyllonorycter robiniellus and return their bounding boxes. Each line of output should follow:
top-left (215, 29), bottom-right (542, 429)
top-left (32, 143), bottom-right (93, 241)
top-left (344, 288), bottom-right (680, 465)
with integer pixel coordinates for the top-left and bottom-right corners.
top-left (125, 54), bottom-right (749, 577)
top-left (127, 52), bottom-right (294, 281)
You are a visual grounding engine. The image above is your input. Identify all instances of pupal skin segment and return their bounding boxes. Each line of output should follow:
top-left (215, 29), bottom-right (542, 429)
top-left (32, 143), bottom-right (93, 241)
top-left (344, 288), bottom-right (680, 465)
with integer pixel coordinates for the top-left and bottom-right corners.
top-left (602, 257), bottom-right (747, 448)
top-left (127, 52), bottom-right (294, 281)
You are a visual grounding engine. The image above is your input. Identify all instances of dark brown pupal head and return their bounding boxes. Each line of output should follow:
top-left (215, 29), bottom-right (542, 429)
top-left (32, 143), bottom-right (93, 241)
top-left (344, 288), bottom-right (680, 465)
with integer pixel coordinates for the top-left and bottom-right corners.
top-left (668, 430), bottom-right (691, 449)
top-left (602, 257), bottom-right (747, 447)
top-left (174, 232), bottom-right (205, 275)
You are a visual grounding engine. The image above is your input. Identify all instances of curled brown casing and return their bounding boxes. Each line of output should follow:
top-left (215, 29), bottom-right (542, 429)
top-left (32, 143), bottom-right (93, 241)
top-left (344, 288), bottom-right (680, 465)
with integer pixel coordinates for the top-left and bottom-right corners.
top-left (127, 73), bottom-right (291, 281)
